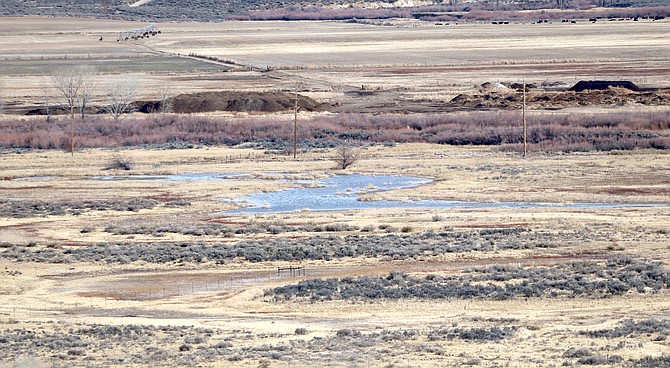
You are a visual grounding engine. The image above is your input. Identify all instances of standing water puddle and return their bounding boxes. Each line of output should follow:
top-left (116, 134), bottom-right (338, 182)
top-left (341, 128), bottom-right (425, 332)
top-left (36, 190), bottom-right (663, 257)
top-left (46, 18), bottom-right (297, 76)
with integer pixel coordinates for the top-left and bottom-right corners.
top-left (78, 172), bottom-right (664, 213)
top-left (223, 174), bottom-right (663, 214)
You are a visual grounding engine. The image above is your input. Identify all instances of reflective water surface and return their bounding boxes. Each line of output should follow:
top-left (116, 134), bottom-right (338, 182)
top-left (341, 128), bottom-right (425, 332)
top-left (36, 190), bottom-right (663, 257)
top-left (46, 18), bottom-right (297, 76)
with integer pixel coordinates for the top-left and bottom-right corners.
top-left (47, 172), bottom-right (661, 214)
top-left (223, 174), bottom-right (660, 214)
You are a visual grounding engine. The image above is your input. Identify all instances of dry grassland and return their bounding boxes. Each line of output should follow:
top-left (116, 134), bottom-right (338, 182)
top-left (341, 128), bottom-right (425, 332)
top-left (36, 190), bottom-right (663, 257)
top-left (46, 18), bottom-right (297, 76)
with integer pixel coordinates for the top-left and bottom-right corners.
top-left (0, 145), bottom-right (669, 367)
top-left (93, 18), bottom-right (670, 109)
top-left (1, 15), bottom-right (669, 368)
top-left (2, 17), bottom-right (670, 113)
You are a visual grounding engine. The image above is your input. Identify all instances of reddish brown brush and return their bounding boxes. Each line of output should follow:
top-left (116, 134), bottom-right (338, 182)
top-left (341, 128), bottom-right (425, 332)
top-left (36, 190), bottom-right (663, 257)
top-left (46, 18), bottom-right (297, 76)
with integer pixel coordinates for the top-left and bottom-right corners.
top-left (0, 111), bottom-right (668, 153)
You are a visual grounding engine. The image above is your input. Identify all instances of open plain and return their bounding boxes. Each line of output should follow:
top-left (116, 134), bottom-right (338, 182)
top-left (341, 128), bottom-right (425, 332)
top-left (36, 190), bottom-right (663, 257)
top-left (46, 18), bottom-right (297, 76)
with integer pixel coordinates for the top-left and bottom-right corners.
top-left (0, 15), bottom-right (669, 368)
top-left (1, 17), bottom-right (670, 114)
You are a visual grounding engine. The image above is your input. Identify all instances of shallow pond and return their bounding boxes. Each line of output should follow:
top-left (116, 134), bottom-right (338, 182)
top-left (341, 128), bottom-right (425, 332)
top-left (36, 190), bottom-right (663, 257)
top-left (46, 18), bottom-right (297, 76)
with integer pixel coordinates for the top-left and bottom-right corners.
top-left (223, 174), bottom-right (660, 214)
top-left (25, 172), bottom-right (656, 213)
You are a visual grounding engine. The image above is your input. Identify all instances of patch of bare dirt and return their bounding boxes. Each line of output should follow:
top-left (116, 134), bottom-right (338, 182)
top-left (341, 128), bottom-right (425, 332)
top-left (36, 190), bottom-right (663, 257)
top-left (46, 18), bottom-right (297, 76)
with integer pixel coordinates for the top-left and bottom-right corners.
top-left (170, 91), bottom-right (329, 114)
top-left (449, 88), bottom-right (670, 110)
top-left (22, 91), bottom-right (330, 116)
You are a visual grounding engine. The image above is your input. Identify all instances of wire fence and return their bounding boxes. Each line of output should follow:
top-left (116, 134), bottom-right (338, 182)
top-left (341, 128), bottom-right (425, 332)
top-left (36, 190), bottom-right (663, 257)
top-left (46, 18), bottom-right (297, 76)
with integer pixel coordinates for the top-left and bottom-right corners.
top-left (0, 266), bottom-right (308, 318)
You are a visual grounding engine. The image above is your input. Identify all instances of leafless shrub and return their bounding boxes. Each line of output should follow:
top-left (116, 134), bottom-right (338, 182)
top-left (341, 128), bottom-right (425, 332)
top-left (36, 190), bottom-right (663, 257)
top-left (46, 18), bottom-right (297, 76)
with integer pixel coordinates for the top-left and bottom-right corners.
top-left (0, 198), bottom-right (157, 218)
top-left (184, 335), bottom-right (208, 344)
top-left (2, 110), bottom-right (668, 153)
top-left (336, 329), bottom-right (362, 338)
top-left (333, 145), bottom-right (361, 170)
top-left (463, 357), bottom-right (482, 365)
top-left (360, 225), bottom-right (376, 233)
top-left (562, 348), bottom-right (623, 366)
top-left (266, 258), bottom-right (670, 302)
top-left (631, 355), bottom-right (670, 367)
top-left (563, 347), bottom-right (594, 358)
top-left (164, 200), bottom-right (191, 208)
top-left (211, 341), bottom-right (232, 349)
top-left (105, 154), bottom-right (133, 171)
top-left (378, 224), bottom-right (396, 233)
top-left (324, 223), bottom-right (358, 232)
top-left (580, 319), bottom-right (670, 339)
top-left (0, 228), bottom-right (644, 266)
top-left (80, 226), bottom-right (95, 233)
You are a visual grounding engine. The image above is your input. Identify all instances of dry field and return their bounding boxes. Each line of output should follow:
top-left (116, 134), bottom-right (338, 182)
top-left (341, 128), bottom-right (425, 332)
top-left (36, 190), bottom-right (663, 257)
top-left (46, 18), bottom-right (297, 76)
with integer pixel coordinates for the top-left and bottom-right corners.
top-left (1, 17), bottom-right (670, 113)
top-left (0, 145), bottom-right (669, 367)
top-left (1, 15), bottom-right (670, 368)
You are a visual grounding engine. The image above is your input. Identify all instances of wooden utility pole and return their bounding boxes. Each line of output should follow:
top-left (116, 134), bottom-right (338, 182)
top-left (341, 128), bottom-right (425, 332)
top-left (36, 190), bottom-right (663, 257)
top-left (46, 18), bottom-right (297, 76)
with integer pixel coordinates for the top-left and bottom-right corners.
top-left (293, 83), bottom-right (298, 159)
top-left (71, 120), bottom-right (75, 156)
top-left (522, 79), bottom-right (527, 158)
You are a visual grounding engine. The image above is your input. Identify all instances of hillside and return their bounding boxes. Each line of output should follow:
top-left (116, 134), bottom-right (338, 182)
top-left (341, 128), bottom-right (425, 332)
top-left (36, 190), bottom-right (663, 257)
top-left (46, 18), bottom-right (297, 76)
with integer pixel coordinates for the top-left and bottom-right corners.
top-left (2, 0), bottom-right (670, 21)
top-left (1, 0), bottom-right (410, 21)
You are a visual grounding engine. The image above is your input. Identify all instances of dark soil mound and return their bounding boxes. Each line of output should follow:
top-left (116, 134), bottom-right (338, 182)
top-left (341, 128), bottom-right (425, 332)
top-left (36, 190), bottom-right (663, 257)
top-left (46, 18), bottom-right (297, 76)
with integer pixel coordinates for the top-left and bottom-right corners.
top-left (134, 101), bottom-right (162, 114)
top-left (21, 92), bottom-right (326, 116)
top-left (450, 88), bottom-right (670, 110)
top-left (170, 91), bottom-right (327, 113)
top-left (25, 106), bottom-right (100, 116)
top-left (569, 80), bottom-right (640, 92)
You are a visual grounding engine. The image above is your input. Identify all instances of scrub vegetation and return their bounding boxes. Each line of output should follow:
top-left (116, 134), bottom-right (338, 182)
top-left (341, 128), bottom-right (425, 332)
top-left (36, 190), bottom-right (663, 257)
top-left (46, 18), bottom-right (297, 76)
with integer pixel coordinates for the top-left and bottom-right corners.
top-left (1, 8), bottom-right (669, 368)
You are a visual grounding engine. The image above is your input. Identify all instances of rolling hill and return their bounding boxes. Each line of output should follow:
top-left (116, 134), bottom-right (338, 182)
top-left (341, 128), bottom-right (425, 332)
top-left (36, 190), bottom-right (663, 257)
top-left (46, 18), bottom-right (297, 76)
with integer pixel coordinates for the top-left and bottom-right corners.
top-left (2, 0), bottom-right (669, 21)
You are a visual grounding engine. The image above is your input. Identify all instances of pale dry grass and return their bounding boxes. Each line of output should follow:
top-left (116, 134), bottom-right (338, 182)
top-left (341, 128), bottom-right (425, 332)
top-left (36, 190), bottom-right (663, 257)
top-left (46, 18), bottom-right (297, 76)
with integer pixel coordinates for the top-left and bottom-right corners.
top-left (1, 16), bottom-right (670, 365)
top-left (2, 17), bottom-right (670, 114)
top-left (148, 20), bottom-right (670, 70)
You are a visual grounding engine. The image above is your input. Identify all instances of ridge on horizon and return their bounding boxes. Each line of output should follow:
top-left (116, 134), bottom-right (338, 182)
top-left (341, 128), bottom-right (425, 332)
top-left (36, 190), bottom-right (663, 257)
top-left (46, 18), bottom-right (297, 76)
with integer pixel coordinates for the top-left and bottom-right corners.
top-left (1, 0), bottom-right (670, 22)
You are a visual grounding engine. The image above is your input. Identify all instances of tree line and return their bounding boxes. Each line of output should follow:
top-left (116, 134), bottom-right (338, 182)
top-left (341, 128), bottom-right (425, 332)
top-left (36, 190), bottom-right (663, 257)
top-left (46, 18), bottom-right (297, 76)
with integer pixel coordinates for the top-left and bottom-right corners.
top-left (25, 65), bottom-right (172, 154)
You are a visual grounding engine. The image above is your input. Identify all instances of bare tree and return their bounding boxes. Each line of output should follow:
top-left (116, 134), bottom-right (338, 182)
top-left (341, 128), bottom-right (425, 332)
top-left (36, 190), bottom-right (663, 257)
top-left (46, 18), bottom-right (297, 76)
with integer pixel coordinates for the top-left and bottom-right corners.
top-left (52, 65), bottom-right (95, 119)
top-left (158, 84), bottom-right (173, 116)
top-left (333, 145), bottom-right (361, 170)
top-left (52, 65), bottom-right (98, 154)
top-left (556, 0), bottom-right (569, 8)
top-left (43, 86), bottom-right (52, 123)
top-left (78, 66), bottom-right (98, 120)
top-left (107, 77), bottom-right (139, 122)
